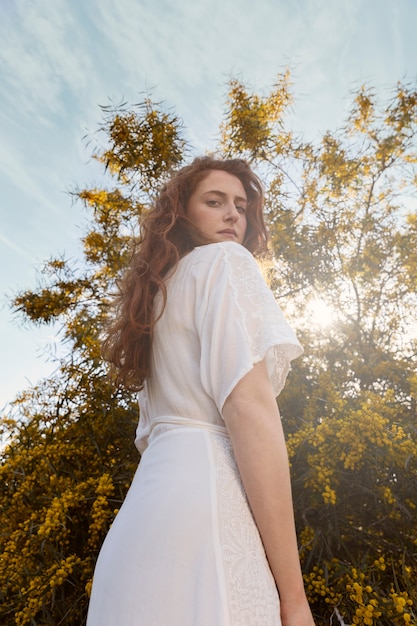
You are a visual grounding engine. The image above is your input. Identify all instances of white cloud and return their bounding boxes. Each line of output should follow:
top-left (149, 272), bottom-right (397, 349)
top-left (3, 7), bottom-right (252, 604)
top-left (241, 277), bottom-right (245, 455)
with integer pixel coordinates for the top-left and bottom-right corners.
top-left (85, 0), bottom-right (379, 142)
top-left (0, 128), bottom-right (61, 216)
top-left (0, 231), bottom-right (34, 261)
top-left (0, 0), bottom-right (95, 123)
top-left (90, 0), bottom-right (295, 92)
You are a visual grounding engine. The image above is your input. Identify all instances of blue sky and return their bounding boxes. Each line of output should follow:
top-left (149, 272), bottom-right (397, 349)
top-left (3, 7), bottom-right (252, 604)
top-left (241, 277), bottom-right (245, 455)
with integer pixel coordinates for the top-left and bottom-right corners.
top-left (1, 0), bottom-right (416, 409)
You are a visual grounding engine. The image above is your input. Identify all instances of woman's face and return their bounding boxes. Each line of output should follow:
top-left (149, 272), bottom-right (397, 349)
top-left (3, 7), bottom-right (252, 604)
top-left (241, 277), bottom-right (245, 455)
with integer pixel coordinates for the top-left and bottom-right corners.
top-left (186, 170), bottom-right (248, 244)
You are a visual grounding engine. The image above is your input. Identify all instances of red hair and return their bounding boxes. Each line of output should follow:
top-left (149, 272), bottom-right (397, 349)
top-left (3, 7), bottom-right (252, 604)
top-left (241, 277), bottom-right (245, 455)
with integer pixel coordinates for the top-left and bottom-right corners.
top-left (102, 156), bottom-right (269, 390)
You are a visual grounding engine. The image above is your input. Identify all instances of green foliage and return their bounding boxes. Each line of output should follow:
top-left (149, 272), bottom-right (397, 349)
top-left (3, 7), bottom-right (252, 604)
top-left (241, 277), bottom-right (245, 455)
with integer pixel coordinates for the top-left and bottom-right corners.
top-left (1, 76), bottom-right (416, 625)
top-left (94, 98), bottom-right (187, 194)
top-left (0, 374), bottom-right (138, 625)
top-left (220, 70), bottom-right (293, 160)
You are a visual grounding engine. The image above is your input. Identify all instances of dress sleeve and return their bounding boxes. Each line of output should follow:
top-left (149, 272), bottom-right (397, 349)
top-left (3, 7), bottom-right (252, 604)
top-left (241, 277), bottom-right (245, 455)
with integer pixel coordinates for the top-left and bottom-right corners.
top-left (193, 242), bottom-right (303, 416)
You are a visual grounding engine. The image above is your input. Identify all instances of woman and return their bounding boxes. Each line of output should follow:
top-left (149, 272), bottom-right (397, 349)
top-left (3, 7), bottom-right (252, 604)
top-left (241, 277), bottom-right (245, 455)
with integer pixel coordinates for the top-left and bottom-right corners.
top-left (87, 157), bottom-right (315, 626)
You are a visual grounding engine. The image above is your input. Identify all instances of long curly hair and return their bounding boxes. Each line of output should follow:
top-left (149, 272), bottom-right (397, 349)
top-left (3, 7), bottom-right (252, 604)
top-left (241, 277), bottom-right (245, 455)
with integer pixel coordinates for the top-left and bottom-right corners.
top-left (101, 156), bottom-right (269, 390)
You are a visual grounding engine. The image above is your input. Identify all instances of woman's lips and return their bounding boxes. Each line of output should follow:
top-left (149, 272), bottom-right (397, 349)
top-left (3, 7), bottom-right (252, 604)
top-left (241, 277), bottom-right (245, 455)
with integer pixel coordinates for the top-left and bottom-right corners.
top-left (218, 229), bottom-right (237, 236)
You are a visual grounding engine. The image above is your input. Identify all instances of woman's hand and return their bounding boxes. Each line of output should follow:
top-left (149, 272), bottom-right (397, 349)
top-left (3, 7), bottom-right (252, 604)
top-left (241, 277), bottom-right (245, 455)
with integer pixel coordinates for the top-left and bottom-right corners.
top-left (280, 595), bottom-right (316, 626)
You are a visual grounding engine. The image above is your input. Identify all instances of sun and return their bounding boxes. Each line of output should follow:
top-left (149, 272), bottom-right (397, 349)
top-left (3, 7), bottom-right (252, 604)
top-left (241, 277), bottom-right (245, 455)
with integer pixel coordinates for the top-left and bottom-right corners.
top-left (307, 297), bottom-right (337, 328)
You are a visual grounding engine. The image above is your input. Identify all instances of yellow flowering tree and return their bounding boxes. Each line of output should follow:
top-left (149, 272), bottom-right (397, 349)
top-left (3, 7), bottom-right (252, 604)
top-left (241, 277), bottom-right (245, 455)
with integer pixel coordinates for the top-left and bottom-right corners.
top-left (253, 82), bottom-right (417, 624)
top-left (0, 100), bottom-right (188, 625)
top-left (1, 76), bottom-right (416, 625)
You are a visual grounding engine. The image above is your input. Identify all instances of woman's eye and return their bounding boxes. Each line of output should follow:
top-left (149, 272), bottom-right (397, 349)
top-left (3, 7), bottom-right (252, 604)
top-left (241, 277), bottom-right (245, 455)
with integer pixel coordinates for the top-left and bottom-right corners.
top-left (236, 205), bottom-right (247, 214)
top-left (207, 200), bottom-right (220, 207)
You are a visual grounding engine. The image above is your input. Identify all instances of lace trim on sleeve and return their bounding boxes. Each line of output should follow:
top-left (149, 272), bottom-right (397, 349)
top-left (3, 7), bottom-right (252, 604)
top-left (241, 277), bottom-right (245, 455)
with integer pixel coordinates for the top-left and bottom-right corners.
top-left (224, 245), bottom-right (302, 396)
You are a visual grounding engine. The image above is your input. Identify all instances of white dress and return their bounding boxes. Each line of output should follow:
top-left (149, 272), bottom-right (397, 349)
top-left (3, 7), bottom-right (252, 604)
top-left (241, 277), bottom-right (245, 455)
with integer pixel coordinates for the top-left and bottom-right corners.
top-left (87, 241), bottom-right (303, 626)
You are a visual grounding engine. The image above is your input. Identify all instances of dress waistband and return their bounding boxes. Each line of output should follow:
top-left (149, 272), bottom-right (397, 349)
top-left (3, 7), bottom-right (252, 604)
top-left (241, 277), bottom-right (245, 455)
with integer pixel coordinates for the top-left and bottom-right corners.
top-left (149, 416), bottom-right (229, 438)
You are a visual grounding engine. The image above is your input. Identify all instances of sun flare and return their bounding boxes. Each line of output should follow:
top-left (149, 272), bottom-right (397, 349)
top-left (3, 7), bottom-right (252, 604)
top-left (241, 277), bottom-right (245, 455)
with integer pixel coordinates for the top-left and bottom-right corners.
top-left (307, 298), bottom-right (337, 328)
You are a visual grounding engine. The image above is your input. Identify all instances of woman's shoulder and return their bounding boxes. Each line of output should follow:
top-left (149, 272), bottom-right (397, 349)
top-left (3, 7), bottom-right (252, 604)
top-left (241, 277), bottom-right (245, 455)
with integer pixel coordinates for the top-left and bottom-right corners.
top-left (187, 241), bottom-right (255, 266)
top-left (177, 242), bottom-right (264, 294)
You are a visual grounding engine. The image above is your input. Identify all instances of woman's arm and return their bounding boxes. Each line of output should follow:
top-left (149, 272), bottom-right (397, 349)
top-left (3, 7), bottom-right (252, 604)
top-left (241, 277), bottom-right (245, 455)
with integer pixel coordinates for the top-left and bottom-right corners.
top-left (222, 359), bottom-right (315, 626)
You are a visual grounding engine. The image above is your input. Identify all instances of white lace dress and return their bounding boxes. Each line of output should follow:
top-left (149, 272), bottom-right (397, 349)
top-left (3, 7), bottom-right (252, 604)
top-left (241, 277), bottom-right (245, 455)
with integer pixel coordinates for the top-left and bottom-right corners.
top-left (87, 242), bottom-right (303, 626)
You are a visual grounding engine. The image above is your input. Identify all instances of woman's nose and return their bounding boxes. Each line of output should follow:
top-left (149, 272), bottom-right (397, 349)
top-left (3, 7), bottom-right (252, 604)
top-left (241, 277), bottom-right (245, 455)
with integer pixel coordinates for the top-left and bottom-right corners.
top-left (224, 203), bottom-right (239, 221)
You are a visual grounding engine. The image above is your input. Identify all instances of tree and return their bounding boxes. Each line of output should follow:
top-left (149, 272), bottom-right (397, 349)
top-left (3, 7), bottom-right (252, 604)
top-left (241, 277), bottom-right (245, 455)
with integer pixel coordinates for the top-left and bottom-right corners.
top-left (1, 76), bottom-right (416, 625)
top-left (0, 99), bottom-right (188, 626)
